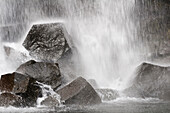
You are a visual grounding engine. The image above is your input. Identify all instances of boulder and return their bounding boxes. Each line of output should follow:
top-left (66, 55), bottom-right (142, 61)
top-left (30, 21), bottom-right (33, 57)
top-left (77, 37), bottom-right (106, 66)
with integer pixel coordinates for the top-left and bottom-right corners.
top-left (96, 89), bottom-right (119, 101)
top-left (0, 72), bottom-right (29, 93)
top-left (124, 62), bottom-right (170, 100)
top-left (56, 77), bottom-right (101, 105)
top-left (22, 23), bottom-right (71, 62)
top-left (0, 93), bottom-right (22, 107)
top-left (17, 77), bottom-right (42, 107)
top-left (41, 96), bottom-right (59, 107)
top-left (0, 73), bottom-right (14, 92)
top-left (0, 72), bottom-right (42, 107)
top-left (16, 60), bottom-right (62, 90)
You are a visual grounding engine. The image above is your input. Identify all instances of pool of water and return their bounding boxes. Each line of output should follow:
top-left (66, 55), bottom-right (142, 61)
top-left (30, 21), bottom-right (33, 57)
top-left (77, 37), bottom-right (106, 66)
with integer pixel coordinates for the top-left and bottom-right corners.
top-left (0, 98), bottom-right (170, 113)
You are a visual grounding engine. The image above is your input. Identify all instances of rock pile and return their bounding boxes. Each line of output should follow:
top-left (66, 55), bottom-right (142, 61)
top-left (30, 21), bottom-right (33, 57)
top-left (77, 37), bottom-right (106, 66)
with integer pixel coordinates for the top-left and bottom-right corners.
top-left (0, 72), bottom-right (42, 107)
top-left (0, 23), bottom-right (102, 107)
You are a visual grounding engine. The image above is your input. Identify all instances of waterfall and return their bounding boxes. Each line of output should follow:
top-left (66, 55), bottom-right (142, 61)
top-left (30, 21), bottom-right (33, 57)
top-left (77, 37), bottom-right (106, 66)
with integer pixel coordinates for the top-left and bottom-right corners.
top-left (62, 0), bottom-right (140, 90)
top-left (0, 0), bottom-right (141, 90)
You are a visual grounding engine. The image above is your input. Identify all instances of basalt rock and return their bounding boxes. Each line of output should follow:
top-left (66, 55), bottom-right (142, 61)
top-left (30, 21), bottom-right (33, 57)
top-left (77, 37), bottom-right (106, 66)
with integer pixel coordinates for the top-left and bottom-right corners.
top-left (17, 77), bottom-right (42, 107)
top-left (0, 72), bottom-right (30, 93)
top-left (96, 89), bottom-right (119, 101)
top-left (0, 93), bottom-right (22, 107)
top-left (23, 23), bottom-right (71, 62)
top-left (41, 96), bottom-right (60, 107)
top-left (0, 72), bottom-right (42, 107)
top-left (16, 60), bottom-right (62, 90)
top-left (56, 77), bottom-right (101, 105)
top-left (124, 63), bottom-right (170, 100)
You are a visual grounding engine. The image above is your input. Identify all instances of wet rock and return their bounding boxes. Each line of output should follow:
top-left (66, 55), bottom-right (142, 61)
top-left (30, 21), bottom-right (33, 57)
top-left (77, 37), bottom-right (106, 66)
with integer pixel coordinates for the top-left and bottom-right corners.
top-left (0, 93), bottom-right (22, 107)
top-left (0, 72), bottom-right (30, 93)
top-left (124, 63), bottom-right (170, 100)
top-left (16, 60), bottom-right (62, 90)
top-left (56, 77), bottom-right (101, 105)
top-left (0, 73), bottom-right (14, 92)
top-left (23, 23), bottom-right (71, 62)
top-left (96, 89), bottom-right (119, 101)
top-left (17, 77), bottom-right (42, 107)
top-left (41, 96), bottom-right (59, 107)
top-left (0, 72), bottom-right (42, 107)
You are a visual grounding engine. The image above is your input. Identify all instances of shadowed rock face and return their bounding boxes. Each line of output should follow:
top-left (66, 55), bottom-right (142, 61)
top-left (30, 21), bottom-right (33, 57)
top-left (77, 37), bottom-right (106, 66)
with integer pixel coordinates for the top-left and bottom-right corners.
top-left (17, 77), bottom-right (42, 107)
top-left (16, 60), bottom-right (62, 90)
top-left (23, 23), bottom-right (71, 62)
top-left (124, 63), bottom-right (170, 100)
top-left (56, 77), bottom-right (101, 105)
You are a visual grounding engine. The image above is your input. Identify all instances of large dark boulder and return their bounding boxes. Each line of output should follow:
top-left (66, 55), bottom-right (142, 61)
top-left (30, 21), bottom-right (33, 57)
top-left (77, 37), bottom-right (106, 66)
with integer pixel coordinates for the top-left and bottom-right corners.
top-left (0, 72), bottom-right (42, 107)
top-left (23, 23), bottom-right (71, 62)
top-left (16, 60), bottom-right (62, 90)
top-left (124, 62), bottom-right (170, 100)
top-left (0, 93), bottom-right (22, 107)
top-left (56, 77), bottom-right (101, 105)
top-left (0, 72), bottom-right (29, 93)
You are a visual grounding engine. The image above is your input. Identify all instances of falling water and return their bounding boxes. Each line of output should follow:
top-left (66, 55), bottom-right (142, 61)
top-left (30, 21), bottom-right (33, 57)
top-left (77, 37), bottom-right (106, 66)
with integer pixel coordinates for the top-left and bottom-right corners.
top-left (62, 0), bottom-right (140, 90)
top-left (1, 0), bottom-right (170, 112)
top-left (0, 0), bottom-right (141, 90)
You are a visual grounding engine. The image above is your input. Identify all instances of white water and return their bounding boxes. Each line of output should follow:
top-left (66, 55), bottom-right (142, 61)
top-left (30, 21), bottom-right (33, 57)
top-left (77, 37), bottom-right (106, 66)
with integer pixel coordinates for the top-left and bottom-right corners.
top-left (36, 82), bottom-right (61, 107)
top-left (0, 41), bottom-right (31, 76)
top-left (63, 0), bottom-right (141, 90)
top-left (0, 0), bottom-right (141, 90)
